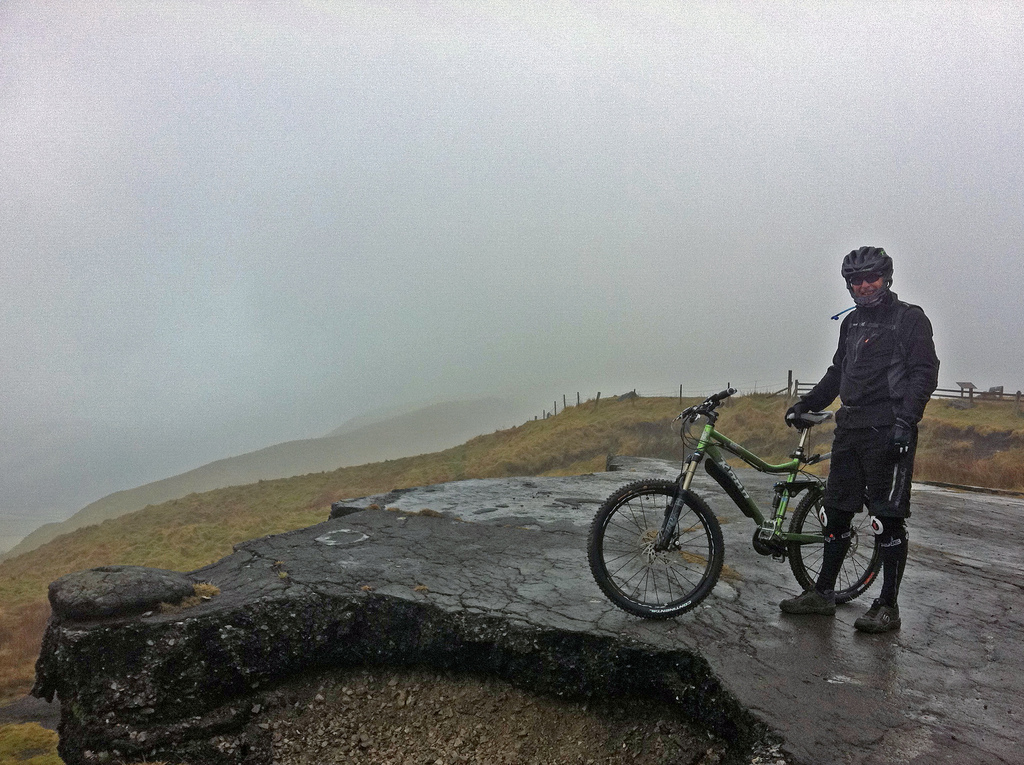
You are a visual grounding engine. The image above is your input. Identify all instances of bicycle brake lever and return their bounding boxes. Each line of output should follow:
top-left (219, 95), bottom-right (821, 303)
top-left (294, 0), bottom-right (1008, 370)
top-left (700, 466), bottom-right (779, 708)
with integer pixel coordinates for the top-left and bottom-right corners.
top-left (674, 406), bottom-right (697, 422)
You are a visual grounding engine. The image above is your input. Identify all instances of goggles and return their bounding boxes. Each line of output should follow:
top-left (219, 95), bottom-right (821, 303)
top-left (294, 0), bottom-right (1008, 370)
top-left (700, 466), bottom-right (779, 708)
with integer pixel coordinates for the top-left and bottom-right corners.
top-left (847, 273), bottom-right (882, 286)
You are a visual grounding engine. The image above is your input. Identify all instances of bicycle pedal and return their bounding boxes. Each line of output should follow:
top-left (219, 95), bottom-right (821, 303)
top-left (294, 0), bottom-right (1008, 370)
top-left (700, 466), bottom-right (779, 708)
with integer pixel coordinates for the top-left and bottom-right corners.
top-left (757, 521), bottom-right (777, 541)
top-left (771, 552), bottom-right (787, 563)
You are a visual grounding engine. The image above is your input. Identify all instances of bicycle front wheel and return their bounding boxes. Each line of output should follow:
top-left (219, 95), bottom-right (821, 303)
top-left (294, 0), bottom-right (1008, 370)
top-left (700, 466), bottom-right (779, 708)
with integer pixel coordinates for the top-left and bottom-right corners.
top-left (787, 488), bottom-right (880, 604)
top-left (588, 479), bottom-right (724, 619)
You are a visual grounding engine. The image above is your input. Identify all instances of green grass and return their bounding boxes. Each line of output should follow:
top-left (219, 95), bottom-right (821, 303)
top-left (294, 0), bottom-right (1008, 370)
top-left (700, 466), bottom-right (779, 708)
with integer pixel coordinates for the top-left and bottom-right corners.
top-left (0, 722), bottom-right (165, 765)
top-left (0, 722), bottom-right (62, 764)
top-left (0, 392), bottom-right (1021, 706)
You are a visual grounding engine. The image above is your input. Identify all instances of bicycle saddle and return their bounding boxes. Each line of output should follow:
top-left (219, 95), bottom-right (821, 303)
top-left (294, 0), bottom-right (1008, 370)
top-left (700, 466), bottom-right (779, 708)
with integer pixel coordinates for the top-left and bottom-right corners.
top-left (797, 410), bottom-right (833, 426)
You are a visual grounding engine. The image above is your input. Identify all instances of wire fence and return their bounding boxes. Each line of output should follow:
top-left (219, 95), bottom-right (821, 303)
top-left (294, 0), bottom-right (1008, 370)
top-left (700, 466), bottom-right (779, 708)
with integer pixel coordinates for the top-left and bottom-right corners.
top-left (793, 382), bottom-right (1023, 407)
top-left (533, 375), bottom-right (1023, 420)
top-left (533, 382), bottom-right (790, 419)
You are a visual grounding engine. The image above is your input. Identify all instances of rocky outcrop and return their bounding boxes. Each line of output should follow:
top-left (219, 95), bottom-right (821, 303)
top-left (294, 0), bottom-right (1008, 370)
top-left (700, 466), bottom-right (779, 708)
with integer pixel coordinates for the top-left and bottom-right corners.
top-left (47, 565), bottom-right (197, 621)
top-left (32, 483), bottom-right (769, 765)
top-left (35, 588), bottom-right (753, 763)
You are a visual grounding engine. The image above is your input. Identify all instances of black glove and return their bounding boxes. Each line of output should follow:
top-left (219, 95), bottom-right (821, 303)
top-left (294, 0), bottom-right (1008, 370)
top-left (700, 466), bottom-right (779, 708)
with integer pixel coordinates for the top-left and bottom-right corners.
top-left (785, 401), bottom-right (810, 430)
top-left (891, 417), bottom-right (914, 457)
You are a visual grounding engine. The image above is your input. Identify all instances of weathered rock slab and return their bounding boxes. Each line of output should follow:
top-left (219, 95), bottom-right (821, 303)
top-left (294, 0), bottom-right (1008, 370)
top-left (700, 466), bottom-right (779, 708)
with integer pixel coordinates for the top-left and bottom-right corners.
top-left (48, 565), bottom-right (196, 620)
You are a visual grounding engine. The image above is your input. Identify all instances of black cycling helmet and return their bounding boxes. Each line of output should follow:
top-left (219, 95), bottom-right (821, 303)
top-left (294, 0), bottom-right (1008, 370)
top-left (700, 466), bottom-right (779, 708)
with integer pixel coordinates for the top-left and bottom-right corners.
top-left (841, 246), bottom-right (893, 284)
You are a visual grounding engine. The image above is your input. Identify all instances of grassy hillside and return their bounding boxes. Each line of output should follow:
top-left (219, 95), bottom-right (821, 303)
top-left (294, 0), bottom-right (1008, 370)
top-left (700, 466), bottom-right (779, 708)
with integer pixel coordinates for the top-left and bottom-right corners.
top-left (1, 397), bottom-right (534, 562)
top-left (1, 393), bottom-right (1021, 705)
top-left (916, 399), bottom-right (1024, 489)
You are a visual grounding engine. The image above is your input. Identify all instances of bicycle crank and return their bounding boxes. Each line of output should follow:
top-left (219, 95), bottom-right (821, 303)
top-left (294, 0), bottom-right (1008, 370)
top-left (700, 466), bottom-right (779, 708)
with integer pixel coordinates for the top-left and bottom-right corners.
top-left (751, 528), bottom-right (787, 559)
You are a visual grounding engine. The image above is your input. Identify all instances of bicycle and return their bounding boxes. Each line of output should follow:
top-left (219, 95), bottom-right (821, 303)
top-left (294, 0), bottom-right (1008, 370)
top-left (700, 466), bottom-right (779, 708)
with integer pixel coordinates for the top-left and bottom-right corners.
top-left (587, 387), bottom-right (881, 618)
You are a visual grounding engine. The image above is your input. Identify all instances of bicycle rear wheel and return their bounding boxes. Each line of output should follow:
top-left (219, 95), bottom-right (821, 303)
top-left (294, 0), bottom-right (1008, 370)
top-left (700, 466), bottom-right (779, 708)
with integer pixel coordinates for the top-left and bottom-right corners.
top-left (588, 479), bottom-right (724, 619)
top-left (787, 488), bottom-right (880, 603)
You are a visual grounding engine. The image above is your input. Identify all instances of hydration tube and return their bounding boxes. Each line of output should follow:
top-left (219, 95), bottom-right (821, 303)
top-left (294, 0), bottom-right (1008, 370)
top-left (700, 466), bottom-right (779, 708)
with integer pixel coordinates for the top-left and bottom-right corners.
top-left (831, 305), bottom-right (855, 320)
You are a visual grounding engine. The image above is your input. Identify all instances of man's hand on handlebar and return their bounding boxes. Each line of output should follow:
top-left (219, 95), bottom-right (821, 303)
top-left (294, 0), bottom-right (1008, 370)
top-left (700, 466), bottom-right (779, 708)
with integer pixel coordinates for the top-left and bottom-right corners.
top-left (785, 401), bottom-right (810, 430)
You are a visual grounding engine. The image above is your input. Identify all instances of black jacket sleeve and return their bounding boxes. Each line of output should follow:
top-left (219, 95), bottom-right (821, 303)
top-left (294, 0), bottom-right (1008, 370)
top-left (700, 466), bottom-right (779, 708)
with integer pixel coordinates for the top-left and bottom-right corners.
top-left (897, 308), bottom-right (939, 424)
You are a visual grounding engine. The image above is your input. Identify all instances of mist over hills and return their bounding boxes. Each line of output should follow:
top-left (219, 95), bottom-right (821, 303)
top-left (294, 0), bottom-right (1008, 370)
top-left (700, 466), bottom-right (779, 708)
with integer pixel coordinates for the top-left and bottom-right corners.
top-left (0, 396), bottom-right (535, 561)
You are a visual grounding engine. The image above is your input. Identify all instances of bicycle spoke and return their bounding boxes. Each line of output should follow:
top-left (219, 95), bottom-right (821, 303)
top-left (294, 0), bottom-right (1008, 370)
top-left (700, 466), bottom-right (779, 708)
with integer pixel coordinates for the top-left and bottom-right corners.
top-left (608, 531), bottom-right (704, 602)
top-left (589, 481), bottom-right (724, 617)
top-left (663, 556), bottom-right (703, 593)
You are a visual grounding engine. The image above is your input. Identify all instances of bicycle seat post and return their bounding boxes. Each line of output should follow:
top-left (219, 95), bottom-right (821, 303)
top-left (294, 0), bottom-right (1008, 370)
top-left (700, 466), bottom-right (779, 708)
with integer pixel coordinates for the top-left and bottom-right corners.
top-left (792, 425), bottom-right (811, 461)
top-left (792, 411), bottom-right (832, 462)
top-left (798, 427), bottom-right (811, 450)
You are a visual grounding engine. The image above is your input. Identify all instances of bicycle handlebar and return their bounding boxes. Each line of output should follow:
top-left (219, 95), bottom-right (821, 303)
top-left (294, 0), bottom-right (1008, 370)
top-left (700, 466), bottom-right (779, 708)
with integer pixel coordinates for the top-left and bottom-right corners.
top-left (676, 387), bottom-right (738, 423)
top-left (706, 387), bottom-right (737, 405)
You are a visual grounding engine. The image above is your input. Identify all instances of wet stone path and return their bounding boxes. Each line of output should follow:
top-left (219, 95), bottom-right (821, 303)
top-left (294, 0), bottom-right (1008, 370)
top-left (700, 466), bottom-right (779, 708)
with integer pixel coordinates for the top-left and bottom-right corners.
top-left (346, 458), bottom-right (1023, 765)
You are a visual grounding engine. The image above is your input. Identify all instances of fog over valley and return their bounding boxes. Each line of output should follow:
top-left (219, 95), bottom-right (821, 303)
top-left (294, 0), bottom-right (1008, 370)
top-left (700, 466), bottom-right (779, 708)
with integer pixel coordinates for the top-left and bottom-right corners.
top-left (2, 2), bottom-right (1023, 549)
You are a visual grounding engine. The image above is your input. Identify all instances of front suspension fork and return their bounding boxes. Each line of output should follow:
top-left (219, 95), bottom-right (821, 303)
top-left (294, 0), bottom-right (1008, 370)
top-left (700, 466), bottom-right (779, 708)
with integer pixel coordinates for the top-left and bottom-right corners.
top-left (654, 493), bottom-right (685, 551)
top-left (655, 453), bottom-right (702, 551)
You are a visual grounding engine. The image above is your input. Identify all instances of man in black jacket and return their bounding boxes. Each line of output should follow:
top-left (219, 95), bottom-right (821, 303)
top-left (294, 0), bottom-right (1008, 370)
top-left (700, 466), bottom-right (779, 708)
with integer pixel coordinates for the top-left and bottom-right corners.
top-left (780, 247), bottom-right (939, 633)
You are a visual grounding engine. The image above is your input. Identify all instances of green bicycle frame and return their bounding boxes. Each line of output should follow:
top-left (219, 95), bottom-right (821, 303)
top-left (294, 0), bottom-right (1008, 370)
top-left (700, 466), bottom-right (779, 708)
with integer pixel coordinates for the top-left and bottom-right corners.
top-left (680, 418), bottom-right (823, 545)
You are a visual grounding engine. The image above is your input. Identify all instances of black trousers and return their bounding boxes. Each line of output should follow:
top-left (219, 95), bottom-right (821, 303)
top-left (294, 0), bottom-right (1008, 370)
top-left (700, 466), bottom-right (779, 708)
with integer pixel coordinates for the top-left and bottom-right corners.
top-left (816, 424), bottom-right (915, 605)
top-left (823, 425), bottom-right (917, 518)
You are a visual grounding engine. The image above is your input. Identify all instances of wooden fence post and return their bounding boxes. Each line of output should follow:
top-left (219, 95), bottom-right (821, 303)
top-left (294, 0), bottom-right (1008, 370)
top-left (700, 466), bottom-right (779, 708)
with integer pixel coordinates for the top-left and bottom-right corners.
top-left (595, 392), bottom-right (601, 407)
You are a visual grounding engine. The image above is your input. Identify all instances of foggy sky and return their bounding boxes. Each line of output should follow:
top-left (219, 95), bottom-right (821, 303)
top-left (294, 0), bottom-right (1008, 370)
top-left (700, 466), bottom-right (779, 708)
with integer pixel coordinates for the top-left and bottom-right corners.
top-left (2, 2), bottom-right (1023, 529)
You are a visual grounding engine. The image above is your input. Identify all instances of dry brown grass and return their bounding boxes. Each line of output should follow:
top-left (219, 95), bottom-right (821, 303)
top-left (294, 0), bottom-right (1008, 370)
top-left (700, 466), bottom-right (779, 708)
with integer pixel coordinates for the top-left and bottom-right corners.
top-left (157, 582), bottom-right (222, 614)
top-left (0, 601), bottom-right (51, 700)
top-left (915, 447), bottom-right (1024, 490)
top-left (916, 400), bottom-right (1024, 490)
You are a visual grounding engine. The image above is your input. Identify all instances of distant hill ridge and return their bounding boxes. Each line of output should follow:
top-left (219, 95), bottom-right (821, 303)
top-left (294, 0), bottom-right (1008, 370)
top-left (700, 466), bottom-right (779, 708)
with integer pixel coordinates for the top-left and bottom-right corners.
top-left (0, 397), bottom-right (533, 562)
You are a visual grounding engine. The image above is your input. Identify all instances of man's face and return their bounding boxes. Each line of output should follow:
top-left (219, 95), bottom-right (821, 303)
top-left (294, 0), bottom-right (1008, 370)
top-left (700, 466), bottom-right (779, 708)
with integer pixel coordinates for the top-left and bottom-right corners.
top-left (848, 273), bottom-right (884, 298)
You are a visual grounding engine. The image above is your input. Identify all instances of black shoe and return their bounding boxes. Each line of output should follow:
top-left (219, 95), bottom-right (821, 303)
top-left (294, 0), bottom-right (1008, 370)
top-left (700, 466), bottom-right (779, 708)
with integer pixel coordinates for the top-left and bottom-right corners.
top-left (854, 599), bottom-right (901, 633)
top-left (779, 589), bottom-right (836, 615)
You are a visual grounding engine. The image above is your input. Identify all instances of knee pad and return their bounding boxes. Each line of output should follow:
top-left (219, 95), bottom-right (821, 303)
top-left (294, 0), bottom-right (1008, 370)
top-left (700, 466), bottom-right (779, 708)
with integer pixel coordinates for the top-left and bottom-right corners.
top-left (822, 508), bottom-right (854, 544)
top-left (871, 516), bottom-right (907, 547)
